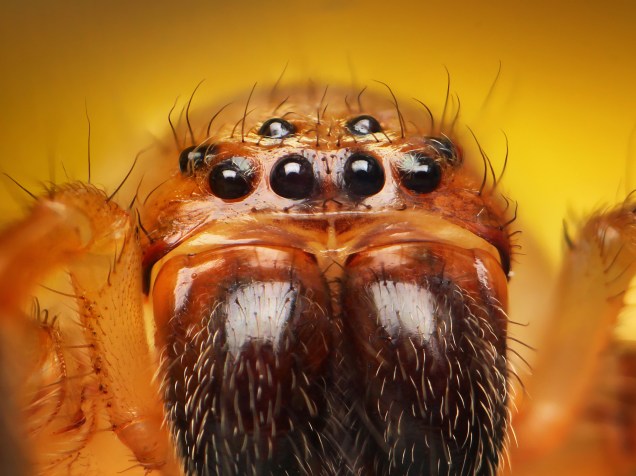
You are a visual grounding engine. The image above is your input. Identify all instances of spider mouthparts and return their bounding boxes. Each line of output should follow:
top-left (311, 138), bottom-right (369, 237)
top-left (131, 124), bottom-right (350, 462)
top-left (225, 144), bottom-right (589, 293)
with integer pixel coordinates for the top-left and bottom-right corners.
top-left (152, 240), bottom-right (508, 474)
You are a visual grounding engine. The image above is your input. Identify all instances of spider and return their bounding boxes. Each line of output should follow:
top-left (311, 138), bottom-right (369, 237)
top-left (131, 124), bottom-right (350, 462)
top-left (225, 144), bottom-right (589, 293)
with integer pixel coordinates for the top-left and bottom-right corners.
top-left (0, 81), bottom-right (634, 476)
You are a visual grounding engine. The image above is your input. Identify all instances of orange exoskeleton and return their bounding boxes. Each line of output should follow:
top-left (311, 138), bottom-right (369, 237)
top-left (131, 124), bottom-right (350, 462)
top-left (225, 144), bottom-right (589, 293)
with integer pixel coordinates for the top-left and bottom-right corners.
top-left (0, 81), bottom-right (633, 476)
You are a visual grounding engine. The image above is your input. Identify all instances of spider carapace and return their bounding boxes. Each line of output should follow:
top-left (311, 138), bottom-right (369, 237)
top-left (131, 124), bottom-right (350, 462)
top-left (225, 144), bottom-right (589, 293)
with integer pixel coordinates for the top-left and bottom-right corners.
top-left (0, 83), bottom-right (633, 476)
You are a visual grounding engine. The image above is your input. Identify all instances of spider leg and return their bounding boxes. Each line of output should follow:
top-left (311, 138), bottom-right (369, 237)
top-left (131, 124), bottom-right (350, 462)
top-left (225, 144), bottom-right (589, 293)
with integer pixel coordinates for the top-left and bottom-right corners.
top-left (509, 199), bottom-right (636, 475)
top-left (0, 183), bottom-right (180, 474)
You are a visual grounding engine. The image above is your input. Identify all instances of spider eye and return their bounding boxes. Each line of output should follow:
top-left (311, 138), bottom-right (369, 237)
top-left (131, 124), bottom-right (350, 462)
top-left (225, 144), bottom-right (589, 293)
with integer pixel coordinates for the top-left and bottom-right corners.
top-left (344, 153), bottom-right (385, 197)
top-left (209, 157), bottom-right (257, 200)
top-left (258, 118), bottom-right (295, 139)
top-left (397, 153), bottom-right (442, 194)
top-left (270, 154), bottom-right (315, 199)
top-left (346, 115), bottom-right (382, 136)
top-left (179, 145), bottom-right (216, 175)
top-left (427, 136), bottom-right (459, 163)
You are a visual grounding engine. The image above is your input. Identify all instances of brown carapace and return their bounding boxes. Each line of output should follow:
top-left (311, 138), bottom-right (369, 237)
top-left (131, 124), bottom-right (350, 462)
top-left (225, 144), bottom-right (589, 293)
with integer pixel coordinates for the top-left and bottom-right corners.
top-left (0, 83), bottom-right (633, 476)
top-left (144, 86), bottom-right (511, 476)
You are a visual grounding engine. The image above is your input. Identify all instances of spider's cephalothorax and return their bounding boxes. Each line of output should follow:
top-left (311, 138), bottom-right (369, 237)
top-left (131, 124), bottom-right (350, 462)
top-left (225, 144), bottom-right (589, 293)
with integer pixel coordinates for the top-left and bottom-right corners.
top-left (3, 81), bottom-right (636, 476)
top-left (141, 85), bottom-right (512, 476)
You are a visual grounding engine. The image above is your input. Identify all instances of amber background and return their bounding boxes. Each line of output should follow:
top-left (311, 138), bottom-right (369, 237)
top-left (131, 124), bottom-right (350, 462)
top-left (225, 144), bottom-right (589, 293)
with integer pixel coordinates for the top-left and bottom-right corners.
top-left (0, 2), bottom-right (634, 318)
top-left (0, 0), bottom-right (635, 471)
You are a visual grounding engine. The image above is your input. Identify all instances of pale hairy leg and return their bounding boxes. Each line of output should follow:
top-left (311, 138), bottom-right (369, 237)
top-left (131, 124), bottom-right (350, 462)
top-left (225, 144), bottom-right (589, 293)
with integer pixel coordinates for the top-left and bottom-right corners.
top-left (0, 184), bottom-right (180, 475)
top-left (508, 199), bottom-right (636, 475)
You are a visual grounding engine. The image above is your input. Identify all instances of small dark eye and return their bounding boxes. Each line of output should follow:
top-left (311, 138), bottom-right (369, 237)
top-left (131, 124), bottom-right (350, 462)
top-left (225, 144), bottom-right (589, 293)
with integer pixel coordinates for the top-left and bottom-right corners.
top-left (346, 115), bottom-right (382, 136)
top-left (397, 153), bottom-right (442, 194)
top-left (209, 157), bottom-right (256, 200)
top-left (270, 154), bottom-right (315, 199)
top-left (344, 153), bottom-right (385, 197)
top-left (179, 144), bottom-right (216, 175)
top-left (258, 118), bottom-right (295, 138)
top-left (427, 136), bottom-right (458, 163)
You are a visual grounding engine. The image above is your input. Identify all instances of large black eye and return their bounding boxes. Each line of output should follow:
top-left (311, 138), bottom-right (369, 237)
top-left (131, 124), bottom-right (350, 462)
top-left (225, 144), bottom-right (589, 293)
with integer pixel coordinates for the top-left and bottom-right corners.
top-left (427, 136), bottom-right (458, 163)
top-left (344, 153), bottom-right (385, 197)
top-left (209, 157), bottom-right (256, 200)
top-left (270, 154), bottom-right (315, 199)
top-left (346, 115), bottom-right (382, 136)
top-left (258, 118), bottom-right (295, 138)
top-left (179, 144), bottom-right (216, 175)
top-left (397, 153), bottom-right (442, 194)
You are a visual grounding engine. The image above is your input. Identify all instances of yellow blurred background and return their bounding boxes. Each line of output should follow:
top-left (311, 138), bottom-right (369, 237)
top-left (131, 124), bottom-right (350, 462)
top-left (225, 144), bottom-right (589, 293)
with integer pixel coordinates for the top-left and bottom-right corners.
top-left (0, 1), bottom-right (635, 473)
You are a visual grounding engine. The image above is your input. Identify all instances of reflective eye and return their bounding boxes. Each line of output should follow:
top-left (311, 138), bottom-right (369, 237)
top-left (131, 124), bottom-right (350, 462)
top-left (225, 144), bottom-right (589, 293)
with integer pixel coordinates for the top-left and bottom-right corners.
top-left (179, 144), bottom-right (216, 175)
top-left (270, 154), bottom-right (315, 199)
top-left (397, 153), bottom-right (442, 194)
top-left (346, 115), bottom-right (382, 136)
top-left (427, 136), bottom-right (458, 162)
top-left (344, 153), bottom-right (385, 197)
top-left (258, 118), bottom-right (295, 138)
top-left (209, 157), bottom-right (256, 200)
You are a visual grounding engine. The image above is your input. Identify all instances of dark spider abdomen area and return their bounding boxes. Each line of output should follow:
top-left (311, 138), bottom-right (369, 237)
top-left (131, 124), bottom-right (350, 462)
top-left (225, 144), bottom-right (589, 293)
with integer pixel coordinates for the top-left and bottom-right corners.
top-left (152, 241), bottom-right (508, 476)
